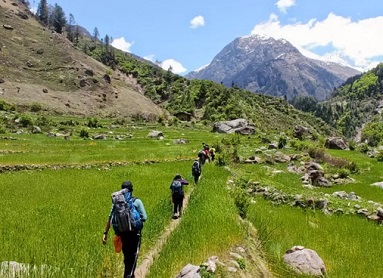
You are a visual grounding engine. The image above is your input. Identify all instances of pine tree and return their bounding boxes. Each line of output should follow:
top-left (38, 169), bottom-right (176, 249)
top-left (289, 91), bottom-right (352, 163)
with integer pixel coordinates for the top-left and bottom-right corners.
top-left (93, 27), bottom-right (99, 41)
top-left (37, 0), bottom-right (49, 25)
top-left (51, 4), bottom-right (66, 33)
top-left (67, 13), bottom-right (75, 42)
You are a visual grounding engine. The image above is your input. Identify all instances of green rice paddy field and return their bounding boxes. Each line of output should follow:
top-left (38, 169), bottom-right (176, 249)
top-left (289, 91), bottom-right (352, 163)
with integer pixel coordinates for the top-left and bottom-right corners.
top-left (2, 122), bottom-right (383, 277)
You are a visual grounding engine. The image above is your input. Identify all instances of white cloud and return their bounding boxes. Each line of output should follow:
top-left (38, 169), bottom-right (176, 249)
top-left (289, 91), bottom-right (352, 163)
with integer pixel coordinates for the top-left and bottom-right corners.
top-left (143, 56), bottom-right (187, 74)
top-left (160, 59), bottom-right (187, 74)
top-left (251, 13), bottom-right (383, 70)
top-left (275, 0), bottom-right (296, 13)
top-left (143, 55), bottom-right (156, 62)
top-left (190, 15), bottom-right (205, 29)
top-left (111, 37), bottom-right (133, 53)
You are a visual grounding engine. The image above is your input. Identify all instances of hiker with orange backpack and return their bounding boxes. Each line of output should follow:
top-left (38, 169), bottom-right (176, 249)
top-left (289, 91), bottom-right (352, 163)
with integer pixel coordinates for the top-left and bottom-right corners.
top-left (102, 181), bottom-right (147, 278)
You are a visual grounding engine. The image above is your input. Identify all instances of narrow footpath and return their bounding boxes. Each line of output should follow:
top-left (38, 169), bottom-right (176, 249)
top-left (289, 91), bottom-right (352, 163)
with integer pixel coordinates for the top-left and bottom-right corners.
top-left (134, 187), bottom-right (195, 278)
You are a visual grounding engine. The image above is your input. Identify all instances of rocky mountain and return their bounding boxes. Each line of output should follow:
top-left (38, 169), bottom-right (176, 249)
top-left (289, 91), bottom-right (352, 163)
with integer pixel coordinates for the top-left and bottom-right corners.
top-left (186, 35), bottom-right (360, 101)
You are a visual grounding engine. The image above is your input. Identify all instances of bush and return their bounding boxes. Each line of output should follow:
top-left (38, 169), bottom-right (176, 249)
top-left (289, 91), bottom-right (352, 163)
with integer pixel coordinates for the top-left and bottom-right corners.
top-left (307, 146), bottom-right (326, 161)
top-left (358, 143), bottom-right (369, 153)
top-left (0, 125), bottom-right (6, 134)
top-left (87, 117), bottom-right (101, 128)
top-left (30, 102), bottom-right (42, 112)
top-left (19, 114), bottom-right (34, 127)
top-left (376, 150), bottom-right (383, 162)
top-left (215, 152), bottom-right (228, 166)
top-left (79, 129), bottom-right (89, 138)
top-left (338, 169), bottom-right (350, 178)
top-left (348, 140), bottom-right (356, 151)
top-left (278, 136), bottom-right (287, 149)
top-left (233, 187), bottom-right (250, 219)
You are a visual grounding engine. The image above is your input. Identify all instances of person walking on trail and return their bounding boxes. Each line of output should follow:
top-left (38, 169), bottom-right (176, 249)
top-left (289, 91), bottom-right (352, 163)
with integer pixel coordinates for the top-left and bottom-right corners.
top-left (170, 174), bottom-right (189, 219)
top-left (102, 181), bottom-right (147, 278)
top-left (209, 147), bottom-right (216, 162)
top-left (203, 143), bottom-right (211, 163)
top-left (191, 159), bottom-right (202, 185)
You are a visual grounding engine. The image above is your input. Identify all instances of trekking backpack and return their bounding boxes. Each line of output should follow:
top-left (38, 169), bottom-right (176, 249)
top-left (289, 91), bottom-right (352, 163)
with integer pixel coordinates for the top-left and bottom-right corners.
top-left (111, 189), bottom-right (143, 234)
top-left (171, 180), bottom-right (183, 195)
top-left (198, 150), bottom-right (205, 158)
top-left (192, 160), bottom-right (200, 174)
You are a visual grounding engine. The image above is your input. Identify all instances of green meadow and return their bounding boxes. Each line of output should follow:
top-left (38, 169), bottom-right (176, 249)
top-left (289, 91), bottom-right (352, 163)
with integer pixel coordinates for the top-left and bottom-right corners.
top-left (1, 120), bottom-right (383, 277)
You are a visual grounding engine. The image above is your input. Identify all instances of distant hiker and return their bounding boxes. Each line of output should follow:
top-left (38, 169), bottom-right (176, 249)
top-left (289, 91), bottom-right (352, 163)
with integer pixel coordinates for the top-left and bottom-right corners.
top-left (203, 143), bottom-right (211, 163)
top-left (209, 147), bottom-right (216, 162)
top-left (198, 149), bottom-right (209, 166)
top-left (191, 159), bottom-right (202, 184)
top-left (102, 181), bottom-right (147, 278)
top-left (170, 174), bottom-right (189, 219)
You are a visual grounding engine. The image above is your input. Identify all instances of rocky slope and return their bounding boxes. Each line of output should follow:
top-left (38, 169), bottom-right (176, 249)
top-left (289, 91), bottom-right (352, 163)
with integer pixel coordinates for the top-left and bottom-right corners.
top-left (0, 0), bottom-right (163, 118)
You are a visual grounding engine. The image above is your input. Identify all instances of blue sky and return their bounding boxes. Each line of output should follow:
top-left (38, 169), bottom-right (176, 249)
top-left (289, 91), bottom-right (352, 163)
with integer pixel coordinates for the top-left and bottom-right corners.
top-left (44, 0), bottom-right (383, 75)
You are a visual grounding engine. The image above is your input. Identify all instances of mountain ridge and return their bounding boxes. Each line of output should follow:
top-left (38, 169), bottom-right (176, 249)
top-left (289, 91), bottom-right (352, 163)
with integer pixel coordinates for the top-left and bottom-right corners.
top-left (186, 34), bottom-right (360, 101)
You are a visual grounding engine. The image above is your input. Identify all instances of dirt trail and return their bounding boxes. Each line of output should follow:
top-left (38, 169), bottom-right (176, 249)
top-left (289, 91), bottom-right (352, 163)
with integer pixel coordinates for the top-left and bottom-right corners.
top-left (134, 187), bottom-right (195, 278)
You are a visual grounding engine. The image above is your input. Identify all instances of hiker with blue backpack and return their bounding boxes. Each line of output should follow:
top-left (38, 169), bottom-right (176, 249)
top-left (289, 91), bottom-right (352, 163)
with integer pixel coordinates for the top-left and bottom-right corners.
top-left (102, 181), bottom-right (147, 278)
top-left (170, 174), bottom-right (189, 219)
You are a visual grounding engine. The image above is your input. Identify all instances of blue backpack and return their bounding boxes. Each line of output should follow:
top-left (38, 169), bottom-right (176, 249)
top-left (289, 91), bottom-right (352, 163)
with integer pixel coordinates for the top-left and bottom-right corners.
top-left (111, 189), bottom-right (143, 234)
top-left (171, 180), bottom-right (184, 196)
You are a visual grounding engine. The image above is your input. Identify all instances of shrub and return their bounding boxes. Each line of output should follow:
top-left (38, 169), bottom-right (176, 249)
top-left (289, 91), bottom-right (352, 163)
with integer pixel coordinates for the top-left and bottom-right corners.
top-left (358, 143), bottom-right (369, 153)
top-left (236, 258), bottom-right (246, 270)
top-left (348, 140), bottom-right (356, 151)
top-left (233, 187), bottom-right (250, 219)
top-left (19, 114), bottom-right (34, 127)
top-left (376, 150), bottom-right (383, 162)
top-left (35, 116), bottom-right (54, 128)
top-left (79, 129), bottom-right (89, 138)
top-left (0, 125), bottom-right (6, 134)
top-left (30, 102), bottom-right (42, 112)
top-left (215, 152), bottom-right (228, 166)
top-left (278, 136), bottom-right (287, 149)
top-left (338, 168), bottom-right (350, 178)
top-left (87, 117), bottom-right (101, 128)
top-left (307, 146), bottom-right (326, 161)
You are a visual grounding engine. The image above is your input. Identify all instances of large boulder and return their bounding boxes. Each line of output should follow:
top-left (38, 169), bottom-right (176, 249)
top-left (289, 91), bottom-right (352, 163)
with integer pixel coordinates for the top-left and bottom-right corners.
top-left (212, 119), bottom-right (248, 134)
top-left (293, 125), bottom-right (311, 140)
top-left (148, 130), bottom-right (163, 138)
top-left (325, 137), bottom-right (349, 150)
top-left (283, 246), bottom-right (326, 276)
top-left (234, 126), bottom-right (255, 135)
top-left (175, 263), bottom-right (201, 278)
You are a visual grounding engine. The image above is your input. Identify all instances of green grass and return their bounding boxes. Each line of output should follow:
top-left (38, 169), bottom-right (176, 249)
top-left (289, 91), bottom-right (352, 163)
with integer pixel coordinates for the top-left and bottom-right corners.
top-left (147, 163), bottom-right (245, 277)
top-left (248, 199), bottom-right (383, 277)
top-left (3, 121), bottom-right (383, 277)
top-left (0, 161), bottom-right (193, 277)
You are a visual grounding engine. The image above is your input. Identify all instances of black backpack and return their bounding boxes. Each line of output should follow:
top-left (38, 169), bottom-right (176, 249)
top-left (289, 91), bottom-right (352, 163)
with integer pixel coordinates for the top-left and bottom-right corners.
top-left (192, 160), bottom-right (201, 174)
top-left (111, 189), bottom-right (143, 234)
top-left (171, 180), bottom-right (184, 196)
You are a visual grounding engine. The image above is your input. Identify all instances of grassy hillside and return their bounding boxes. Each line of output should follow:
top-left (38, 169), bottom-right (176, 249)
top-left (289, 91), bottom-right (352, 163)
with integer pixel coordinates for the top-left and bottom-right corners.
top-left (291, 63), bottom-right (383, 142)
top-left (0, 1), bottom-right (162, 118)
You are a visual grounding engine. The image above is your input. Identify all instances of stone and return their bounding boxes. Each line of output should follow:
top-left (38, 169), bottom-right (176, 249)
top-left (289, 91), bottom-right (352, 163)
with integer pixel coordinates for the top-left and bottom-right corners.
top-left (283, 247), bottom-right (326, 276)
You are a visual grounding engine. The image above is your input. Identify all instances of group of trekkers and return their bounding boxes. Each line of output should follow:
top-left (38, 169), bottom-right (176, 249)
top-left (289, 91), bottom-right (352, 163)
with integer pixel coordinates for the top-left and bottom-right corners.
top-left (102, 142), bottom-right (216, 278)
top-left (170, 142), bottom-right (215, 220)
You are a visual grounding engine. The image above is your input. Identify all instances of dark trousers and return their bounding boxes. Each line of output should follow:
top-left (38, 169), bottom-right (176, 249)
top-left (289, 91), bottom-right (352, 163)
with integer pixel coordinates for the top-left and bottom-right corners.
top-left (121, 230), bottom-right (142, 278)
top-left (192, 173), bottom-right (200, 184)
top-left (172, 194), bottom-right (184, 214)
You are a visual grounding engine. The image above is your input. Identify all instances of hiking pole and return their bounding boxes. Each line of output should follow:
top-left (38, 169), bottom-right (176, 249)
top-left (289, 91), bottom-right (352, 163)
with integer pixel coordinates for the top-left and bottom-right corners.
top-left (130, 232), bottom-right (142, 278)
